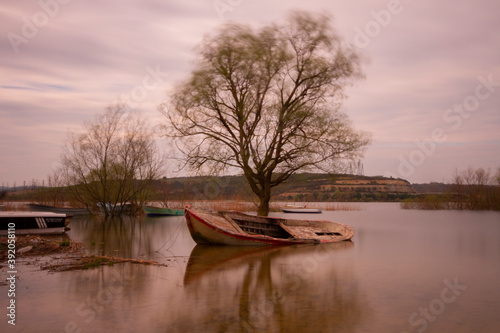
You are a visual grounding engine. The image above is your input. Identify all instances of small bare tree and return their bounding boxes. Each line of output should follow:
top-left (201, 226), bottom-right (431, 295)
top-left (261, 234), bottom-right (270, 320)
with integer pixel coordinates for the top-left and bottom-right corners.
top-left (62, 104), bottom-right (164, 217)
top-left (33, 169), bottom-right (67, 207)
top-left (160, 11), bottom-right (370, 215)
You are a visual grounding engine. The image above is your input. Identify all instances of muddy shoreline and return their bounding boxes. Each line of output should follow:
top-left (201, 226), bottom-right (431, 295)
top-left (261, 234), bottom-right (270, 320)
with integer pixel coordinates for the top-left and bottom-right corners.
top-left (0, 235), bottom-right (167, 277)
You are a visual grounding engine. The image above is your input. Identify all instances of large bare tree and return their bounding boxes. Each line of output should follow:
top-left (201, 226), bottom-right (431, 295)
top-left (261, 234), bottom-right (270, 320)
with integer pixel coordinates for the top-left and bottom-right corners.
top-left (161, 11), bottom-right (370, 215)
top-left (62, 104), bottom-right (164, 217)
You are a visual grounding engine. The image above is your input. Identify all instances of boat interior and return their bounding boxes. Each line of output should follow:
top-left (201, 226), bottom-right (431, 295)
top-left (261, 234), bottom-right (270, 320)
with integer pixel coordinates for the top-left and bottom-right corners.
top-left (224, 211), bottom-right (344, 240)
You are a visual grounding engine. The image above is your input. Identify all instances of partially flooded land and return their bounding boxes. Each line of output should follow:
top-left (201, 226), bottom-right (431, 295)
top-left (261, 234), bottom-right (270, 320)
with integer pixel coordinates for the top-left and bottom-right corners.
top-left (1, 203), bottom-right (500, 332)
top-left (0, 234), bottom-right (168, 274)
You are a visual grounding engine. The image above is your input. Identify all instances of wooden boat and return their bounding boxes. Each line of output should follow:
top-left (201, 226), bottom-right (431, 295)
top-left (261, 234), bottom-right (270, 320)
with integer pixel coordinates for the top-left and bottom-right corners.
top-left (26, 203), bottom-right (89, 216)
top-left (143, 205), bottom-right (184, 216)
top-left (281, 205), bottom-right (322, 213)
top-left (184, 206), bottom-right (354, 246)
top-left (0, 211), bottom-right (71, 235)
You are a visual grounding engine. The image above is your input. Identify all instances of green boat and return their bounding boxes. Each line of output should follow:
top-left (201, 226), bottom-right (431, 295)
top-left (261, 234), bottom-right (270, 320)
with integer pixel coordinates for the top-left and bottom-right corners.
top-left (143, 205), bottom-right (184, 216)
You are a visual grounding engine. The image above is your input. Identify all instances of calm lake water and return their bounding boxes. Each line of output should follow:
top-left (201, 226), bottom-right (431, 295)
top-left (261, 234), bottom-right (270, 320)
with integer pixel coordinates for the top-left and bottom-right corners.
top-left (2, 203), bottom-right (500, 332)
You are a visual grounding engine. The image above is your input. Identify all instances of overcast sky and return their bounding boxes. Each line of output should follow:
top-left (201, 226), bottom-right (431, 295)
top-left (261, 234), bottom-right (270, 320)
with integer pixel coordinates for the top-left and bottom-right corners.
top-left (1, 0), bottom-right (499, 186)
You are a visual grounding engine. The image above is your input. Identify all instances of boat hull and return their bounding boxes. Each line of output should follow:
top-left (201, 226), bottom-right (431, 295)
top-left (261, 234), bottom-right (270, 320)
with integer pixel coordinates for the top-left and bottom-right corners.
top-left (184, 207), bottom-right (353, 246)
top-left (281, 207), bottom-right (322, 213)
top-left (143, 206), bottom-right (184, 216)
top-left (27, 203), bottom-right (89, 216)
top-left (0, 212), bottom-right (70, 235)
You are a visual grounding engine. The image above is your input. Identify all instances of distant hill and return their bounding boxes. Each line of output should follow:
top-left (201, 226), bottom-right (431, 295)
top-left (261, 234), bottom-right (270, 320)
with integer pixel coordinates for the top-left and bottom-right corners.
top-left (151, 173), bottom-right (416, 202)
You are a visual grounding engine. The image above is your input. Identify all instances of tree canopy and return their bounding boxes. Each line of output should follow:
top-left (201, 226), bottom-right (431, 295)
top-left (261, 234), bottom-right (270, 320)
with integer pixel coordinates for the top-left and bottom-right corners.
top-left (161, 11), bottom-right (370, 215)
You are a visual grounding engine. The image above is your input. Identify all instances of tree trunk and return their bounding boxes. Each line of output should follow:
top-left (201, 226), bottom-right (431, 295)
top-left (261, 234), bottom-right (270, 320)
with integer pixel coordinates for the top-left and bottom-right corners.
top-left (257, 186), bottom-right (271, 216)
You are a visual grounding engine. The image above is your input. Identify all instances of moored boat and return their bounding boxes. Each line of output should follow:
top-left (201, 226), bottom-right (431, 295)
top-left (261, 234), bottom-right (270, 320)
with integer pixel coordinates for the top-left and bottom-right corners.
top-left (280, 205), bottom-right (322, 213)
top-left (97, 202), bottom-right (134, 215)
top-left (143, 206), bottom-right (184, 216)
top-left (184, 206), bottom-right (353, 246)
top-left (27, 203), bottom-right (89, 216)
top-left (0, 211), bottom-right (71, 235)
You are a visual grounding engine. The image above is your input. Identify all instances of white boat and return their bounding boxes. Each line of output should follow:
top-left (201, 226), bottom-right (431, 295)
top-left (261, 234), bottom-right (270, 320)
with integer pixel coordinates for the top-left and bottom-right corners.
top-left (280, 205), bottom-right (322, 214)
top-left (97, 202), bottom-right (134, 215)
top-left (0, 211), bottom-right (71, 235)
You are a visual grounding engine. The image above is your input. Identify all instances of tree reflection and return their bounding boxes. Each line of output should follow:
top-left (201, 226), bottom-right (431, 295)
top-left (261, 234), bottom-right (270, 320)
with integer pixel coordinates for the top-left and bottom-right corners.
top-left (68, 215), bottom-right (191, 262)
top-left (183, 243), bottom-right (367, 332)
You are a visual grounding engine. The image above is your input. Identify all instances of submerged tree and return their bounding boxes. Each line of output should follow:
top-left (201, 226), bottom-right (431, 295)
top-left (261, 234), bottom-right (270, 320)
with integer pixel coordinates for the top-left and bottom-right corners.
top-left (62, 104), bottom-right (164, 217)
top-left (451, 166), bottom-right (500, 210)
top-left (160, 11), bottom-right (370, 215)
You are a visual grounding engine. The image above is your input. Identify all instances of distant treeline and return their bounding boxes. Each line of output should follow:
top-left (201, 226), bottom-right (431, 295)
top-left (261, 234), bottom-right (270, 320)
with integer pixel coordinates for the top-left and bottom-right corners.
top-left (402, 167), bottom-right (500, 211)
top-left (3, 173), bottom-right (415, 205)
top-left (6, 170), bottom-right (498, 210)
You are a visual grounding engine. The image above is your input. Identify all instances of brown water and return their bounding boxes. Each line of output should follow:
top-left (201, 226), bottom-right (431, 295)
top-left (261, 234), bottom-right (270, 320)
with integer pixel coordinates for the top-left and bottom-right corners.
top-left (1, 203), bottom-right (499, 332)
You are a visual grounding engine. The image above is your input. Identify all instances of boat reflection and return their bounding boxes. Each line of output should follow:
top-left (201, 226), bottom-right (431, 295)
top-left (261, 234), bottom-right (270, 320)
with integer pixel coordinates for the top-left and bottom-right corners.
top-left (182, 242), bottom-right (367, 332)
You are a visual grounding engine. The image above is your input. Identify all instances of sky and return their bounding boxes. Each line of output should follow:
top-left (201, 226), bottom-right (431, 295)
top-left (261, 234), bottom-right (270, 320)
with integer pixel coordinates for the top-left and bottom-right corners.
top-left (1, 0), bottom-right (499, 186)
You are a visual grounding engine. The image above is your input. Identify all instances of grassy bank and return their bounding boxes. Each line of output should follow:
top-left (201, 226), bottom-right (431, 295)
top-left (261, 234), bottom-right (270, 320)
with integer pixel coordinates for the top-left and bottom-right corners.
top-left (401, 191), bottom-right (500, 211)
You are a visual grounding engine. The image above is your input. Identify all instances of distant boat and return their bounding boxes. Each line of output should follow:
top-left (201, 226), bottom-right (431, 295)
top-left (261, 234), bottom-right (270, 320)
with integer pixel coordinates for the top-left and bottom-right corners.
top-left (184, 206), bottom-right (353, 246)
top-left (280, 205), bottom-right (322, 214)
top-left (143, 206), bottom-right (184, 216)
top-left (0, 211), bottom-right (71, 235)
top-left (97, 202), bottom-right (134, 215)
top-left (26, 203), bottom-right (89, 216)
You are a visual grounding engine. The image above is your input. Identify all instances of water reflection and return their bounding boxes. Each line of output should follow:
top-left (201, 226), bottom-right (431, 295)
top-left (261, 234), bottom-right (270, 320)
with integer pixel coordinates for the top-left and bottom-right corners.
top-left (64, 216), bottom-right (368, 331)
top-left (68, 215), bottom-right (195, 262)
top-left (3, 204), bottom-right (499, 332)
top-left (181, 242), bottom-right (367, 332)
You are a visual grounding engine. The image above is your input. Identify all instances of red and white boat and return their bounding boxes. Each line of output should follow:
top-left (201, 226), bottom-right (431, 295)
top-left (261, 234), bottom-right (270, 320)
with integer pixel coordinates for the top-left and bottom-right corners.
top-left (184, 206), bottom-right (354, 246)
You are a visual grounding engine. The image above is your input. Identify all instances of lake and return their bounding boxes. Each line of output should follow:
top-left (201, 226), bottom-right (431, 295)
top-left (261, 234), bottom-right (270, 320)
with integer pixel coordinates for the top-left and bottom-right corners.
top-left (1, 203), bottom-right (499, 332)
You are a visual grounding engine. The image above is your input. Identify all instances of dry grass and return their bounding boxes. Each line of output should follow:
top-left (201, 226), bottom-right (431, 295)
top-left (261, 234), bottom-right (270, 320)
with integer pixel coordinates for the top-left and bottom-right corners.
top-left (279, 201), bottom-right (363, 211)
top-left (1, 202), bottom-right (29, 211)
top-left (1, 200), bottom-right (363, 213)
top-left (319, 202), bottom-right (362, 211)
top-left (41, 255), bottom-right (169, 272)
top-left (157, 200), bottom-right (362, 212)
top-left (190, 200), bottom-right (258, 211)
